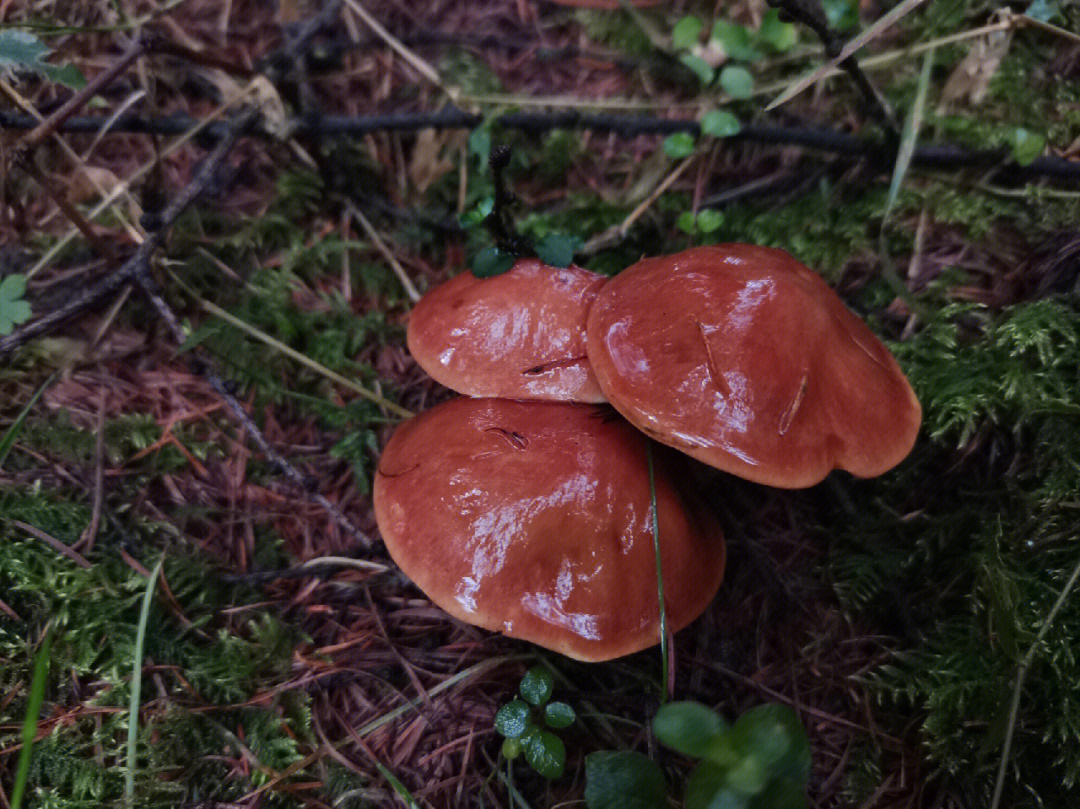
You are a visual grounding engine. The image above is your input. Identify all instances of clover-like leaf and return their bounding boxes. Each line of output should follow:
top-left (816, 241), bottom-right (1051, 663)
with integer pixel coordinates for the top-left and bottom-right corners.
top-left (0, 30), bottom-right (85, 88)
top-left (701, 110), bottom-right (741, 139)
top-left (472, 246), bottom-right (516, 278)
top-left (680, 53), bottom-right (716, 84)
top-left (524, 729), bottom-right (565, 779)
top-left (748, 777), bottom-right (808, 809)
top-left (520, 665), bottom-right (554, 705)
top-left (495, 699), bottom-right (532, 739)
top-left (459, 196), bottom-right (494, 228)
top-left (584, 751), bottom-right (667, 809)
top-left (757, 10), bottom-right (796, 53)
top-left (822, 0), bottom-right (859, 32)
top-left (729, 704), bottom-right (810, 784)
top-left (685, 761), bottom-right (748, 809)
top-left (672, 16), bottom-right (703, 50)
top-left (1008, 128), bottom-right (1045, 167)
top-left (0, 274), bottom-right (32, 336)
top-left (677, 211), bottom-right (698, 235)
top-left (719, 66), bottom-right (754, 99)
top-left (663, 132), bottom-right (696, 159)
top-left (535, 233), bottom-right (583, 268)
top-left (502, 737), bottom-right (523, 760)
top-left (712, 21), bottom-right (761, 62)
top-left (654, 701), bottom-right (730, 760)
top-left (544, 701), bottom-right (576, 729)
top-left (697, 209), bottom-right (724, 233)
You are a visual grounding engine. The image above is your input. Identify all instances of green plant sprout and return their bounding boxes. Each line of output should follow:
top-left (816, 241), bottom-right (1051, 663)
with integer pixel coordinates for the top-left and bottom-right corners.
top-left (494, 665), bottom-right (577, 779)
top-left (585, 701), bottom-right (811, 809)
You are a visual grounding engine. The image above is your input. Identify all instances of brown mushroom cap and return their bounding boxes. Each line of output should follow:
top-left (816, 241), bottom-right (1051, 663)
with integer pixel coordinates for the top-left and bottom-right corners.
top-left (373, 397), bottom-right (725, 662)
top-left (406, 259), bottom-right (607, 402)
top-left (586, 245), bottom-right (922, 488)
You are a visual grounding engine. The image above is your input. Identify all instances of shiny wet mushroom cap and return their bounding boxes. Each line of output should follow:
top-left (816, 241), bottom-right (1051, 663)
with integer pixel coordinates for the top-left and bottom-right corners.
top-left (373, 397), bottom-right (725, 662)
top-left (586, 245), bottom-right (922, 488)
top-left (406, 259), bottom-right (607, 402)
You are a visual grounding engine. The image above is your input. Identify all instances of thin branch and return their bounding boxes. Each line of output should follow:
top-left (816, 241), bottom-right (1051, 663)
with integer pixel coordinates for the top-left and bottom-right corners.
top-left (3, 110), bottom-right (1077, 182)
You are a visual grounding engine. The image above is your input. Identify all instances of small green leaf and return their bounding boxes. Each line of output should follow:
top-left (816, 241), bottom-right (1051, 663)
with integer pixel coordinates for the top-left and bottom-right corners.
top-left (712, 21), bottom-right (761, 62)
top-left (468, 127), bottom-right (492, 161)
top-left (0, 273), bottom-right (32, 336)
top-left (535, 233), bottom-right (583, 268)
top-left (663, 132), bottom-right (696, 159)
top-left (520, 666), bottom-right (554, 705)
top-left (525, 730), bottom-right (565, 779)
top-left (1008, 128), bottom-right (1045, 166)
top-left (719, 66), bottom-right (754, 99)
top-left (1025, 0), bottom-right (1060, 23)
top-left (584, 751), bottom-right (667, 809)
top-left (685, 761), bottom-right (748, 809)
top-left (747, 777), bottom-right (807, 809)
top-left (495, 700), bottom-right (532, 738)
top-left (701, 110), bottom-right (741, 138)
top-left (544, 701), bottom-right (576, 729)
top-left (672, 16), bottom-right (703, 50)
top-left (677, 211), bottom-right (698, 234)
top-left (459, 196), bottom-right (494, 228)
top-left (757, 10), bottom-right (796, 53)
top-left (697, 209), bottom-right (724, 233)
top-left (725, 755), bottom-right (767, 796)
top-left (822, 0), bottom-right (859, 31)
top-left (679, 53), bottom-right (715, 84)
top-left (472, 246), bottom-right (516, 278)
top-left (654, 701), bottom-right (729, 759)
top-left (502, 738), bottom-right (523, 759)
top-left (729, 704), bottom-right (810, 783)
top-left (0, 30), bottom-right (85, 89)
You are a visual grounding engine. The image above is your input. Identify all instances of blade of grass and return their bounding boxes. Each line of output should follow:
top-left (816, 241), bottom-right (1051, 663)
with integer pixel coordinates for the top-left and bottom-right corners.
top-left (766, 0), bottom-right (929, 111)
top-left (0, 373), bottom-right (56, 470)
top-left (990, 552), bottom-right (1080, 809)
top-left (10, 628), bottom-right (52, 809)
top-left (646, 443), bottom-right (669, 702)
top-left (375, 761), bottom-right (422, 809)
top-left (125, 554), bottom-right (164, 803)
top-left (878, 48), bottom-right (935, 323)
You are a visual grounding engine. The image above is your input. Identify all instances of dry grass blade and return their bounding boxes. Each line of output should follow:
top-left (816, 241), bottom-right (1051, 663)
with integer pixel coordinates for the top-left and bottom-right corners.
top-left (349, 205), bottom-right (422, 303)
top-left (767, 0), bottom-right (930, 111)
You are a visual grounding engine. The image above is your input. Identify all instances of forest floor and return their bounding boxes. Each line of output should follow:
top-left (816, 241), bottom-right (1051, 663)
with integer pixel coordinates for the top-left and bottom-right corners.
top-left (2, 1), bottom-right (1080, 808)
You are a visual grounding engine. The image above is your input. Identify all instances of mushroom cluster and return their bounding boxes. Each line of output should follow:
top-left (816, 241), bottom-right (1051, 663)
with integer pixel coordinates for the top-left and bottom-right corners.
top-left (374, 245), bottom-right (921, 662)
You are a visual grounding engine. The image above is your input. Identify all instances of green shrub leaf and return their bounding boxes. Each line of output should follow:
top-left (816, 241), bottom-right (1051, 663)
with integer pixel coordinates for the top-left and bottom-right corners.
top-left (654, 701), bottom-right (730, 759)
top-left (495, 700), bottom-right (532, 738)
top-left (544, 701), bottom-right (576, 729)
top-left (701, 110), bottom-right (741, 138)
top-left (0, 30), bottom-right (85, 88)
top-left (459, 196), bottom-right (493, 228)
top-left (748, 777), bottom-right (807, 809)
top-left (502, 738), bottom-right (523, 759)
top-left (584, 751), bottom-right (667, 809)
top-left (663, 132), bottom-right (697, 159)
top-left (472, 246), bottom-right (516, 278)
top-left (525, 729), bottom-right (565, 779)
top-left (520, 665), bottom-right (554, 705)
top-left (697, 209), bottom-right (724, 233)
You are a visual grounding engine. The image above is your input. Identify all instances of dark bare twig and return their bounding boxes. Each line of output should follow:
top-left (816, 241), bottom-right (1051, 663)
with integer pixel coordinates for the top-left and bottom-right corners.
top-left (3, 110), bottom-right (1076, 182)
top-left (485, 146), bottom-right (532, 256)
top-left (767, 0), bottom-right (899, 138)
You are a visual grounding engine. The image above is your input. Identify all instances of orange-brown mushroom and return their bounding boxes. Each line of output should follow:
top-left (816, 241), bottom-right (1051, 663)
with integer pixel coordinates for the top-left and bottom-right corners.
top-left (586, 245), bottom-right (922, 488)
top-left (407, 259), bottom-right (607, 402)
top-left (373, 397), bottom-right (725, 662)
